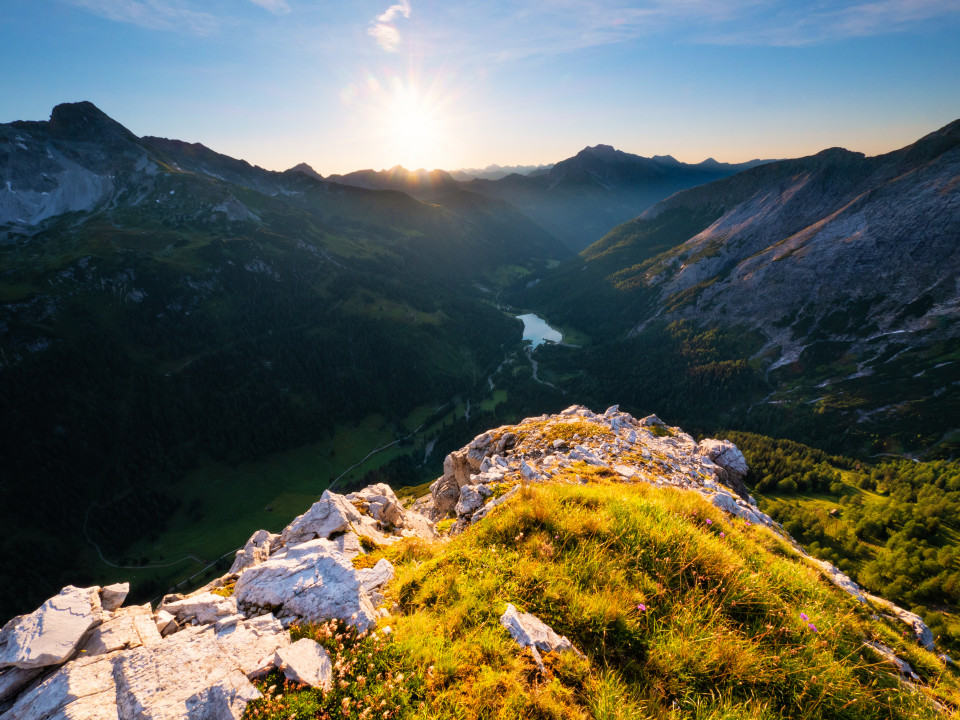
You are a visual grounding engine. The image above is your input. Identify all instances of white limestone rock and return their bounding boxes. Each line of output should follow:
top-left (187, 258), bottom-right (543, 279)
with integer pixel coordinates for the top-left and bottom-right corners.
top-left (866, 593), bottom-right (937, 650)
top-left (80, 604), bottom-right (162, 657)
top-left (811, 558), bottom-right (867, 603)
top-left (281, 492), bottom-right (362, 546)
top-left (0, 585), bottom-right (103, 670)
top-left (233, 538), bottom-right (379, 630)
top-left (499, 603), bottom-right (580, 656)
top-left (113, 615), bottom-right (286, 720)
top-left (154, 609), bottom-right (179, 638)
top-left (356, 559), bottom-right (395, 593)
top-left (273, 638), bottom-right (332, 691)
top-left (230, 529), bottom-right (278, 574)
top-left (0, 667), bottom-right (43, 707)
top-left (520, 461), bottom-right (545, 480)
top-left (159, 592), bottom-right (238, 626)
top-left (698, 438), bottom-right (750, 498)
top-left (98, 583), bottom-right (129, 612)
top-left (863, 640), bottom-right (921, 681)
top-left (707, 490), bottom-right (768, 526)
top-left (1, 650), bottom-right (120, 720)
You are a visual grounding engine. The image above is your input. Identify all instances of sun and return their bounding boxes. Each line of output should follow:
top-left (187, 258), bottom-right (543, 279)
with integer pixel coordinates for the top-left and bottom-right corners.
top-left (382, 78), bottom-right (449, 170)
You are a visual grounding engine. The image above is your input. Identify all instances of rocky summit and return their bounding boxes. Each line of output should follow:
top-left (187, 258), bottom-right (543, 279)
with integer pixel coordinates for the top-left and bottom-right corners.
top-left (1, 405), bottom-right (955, 719)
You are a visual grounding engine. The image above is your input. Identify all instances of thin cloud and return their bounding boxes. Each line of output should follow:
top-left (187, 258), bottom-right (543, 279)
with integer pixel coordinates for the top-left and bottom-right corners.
top-left (61, 0), bottom-right (219, 35)
top-left (691, 0), bottom-right (960, 45)
top-left (424, 0), bottom-right (960, 62)
top-left (248, 0), bottom-right (292, 15)
top-left (369, 0), bottom-right (411, 52)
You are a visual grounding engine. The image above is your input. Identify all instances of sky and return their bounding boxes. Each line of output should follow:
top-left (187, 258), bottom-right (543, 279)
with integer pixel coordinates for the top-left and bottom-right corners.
top-left (2, 1), bottom-right (959, 175)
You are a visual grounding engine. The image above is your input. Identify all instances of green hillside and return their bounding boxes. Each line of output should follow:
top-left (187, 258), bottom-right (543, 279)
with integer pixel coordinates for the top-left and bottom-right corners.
top-left (245, 480), bottom-right (960, 719)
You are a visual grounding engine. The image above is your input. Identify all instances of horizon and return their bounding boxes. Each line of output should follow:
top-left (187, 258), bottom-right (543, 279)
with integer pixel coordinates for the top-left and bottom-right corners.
top-left (2, 1), bottom-right (960, 175)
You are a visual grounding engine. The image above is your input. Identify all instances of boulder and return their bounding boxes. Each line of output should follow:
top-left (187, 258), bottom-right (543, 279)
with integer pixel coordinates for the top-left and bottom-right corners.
top-left (430, 475), bottom-right (461, 516)
top-left (281, 492), bottom-right (362, 546)
top-left (79, 604), bottom-right (162, 657)
top-left (233, 538), bottom-right (380, 630)
top-left (273, 638), bottom-right (332, 691)
top-left (159, 592), bottom-right (238, 626)
top-left (1, 614), bottom-right (288, 720)
top-left (455, 485), bottom-right (485, 517)
top-left (520, 461), bottom-right (544, 480)
top-left (494, 432), bottom-right (516, 455)
top-left (444, 449), bottom-right (473, 487)
top-left (99, 583), bottom-right (129, 612)
top-left (0, 585), bottom-right (102, 670)
top-left (356, 559), bottom-right (395, 593)
top-left (698, 439), bottom-right (750, 499)
top-left (230, 529), bottom-right (278, 574)
top-left (154, 609), bottom-right (179, 638)
top-left (499, 603), bottom-right (579, 656)
top-left (380, 500), bottom-right (405, 527)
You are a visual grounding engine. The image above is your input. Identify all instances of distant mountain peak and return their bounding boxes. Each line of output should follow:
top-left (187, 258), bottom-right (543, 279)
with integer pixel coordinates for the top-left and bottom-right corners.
top-left (48, 101), bottom-right (137, 145)
top-left (288, 162), bottom-right (323, 180)
top-left (581, 144), bottom-right (619, 156)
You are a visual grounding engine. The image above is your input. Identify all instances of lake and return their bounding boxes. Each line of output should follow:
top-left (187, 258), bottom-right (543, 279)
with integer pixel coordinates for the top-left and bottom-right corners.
top-left (517, 313), bottom-right (562, 348)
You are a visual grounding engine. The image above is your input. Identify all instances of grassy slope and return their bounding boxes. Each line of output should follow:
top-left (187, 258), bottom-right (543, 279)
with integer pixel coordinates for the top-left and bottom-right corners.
top-left (245, 481), bottom-right (960, 719)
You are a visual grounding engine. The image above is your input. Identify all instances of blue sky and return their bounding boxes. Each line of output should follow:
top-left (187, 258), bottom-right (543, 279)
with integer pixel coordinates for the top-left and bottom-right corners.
top-left (2, 0), bottom-right (959, 174)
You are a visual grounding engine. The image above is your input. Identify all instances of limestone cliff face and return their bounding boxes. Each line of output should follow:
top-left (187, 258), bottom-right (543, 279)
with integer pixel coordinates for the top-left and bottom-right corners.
top-left (0, 405), bottom-right (949, 719)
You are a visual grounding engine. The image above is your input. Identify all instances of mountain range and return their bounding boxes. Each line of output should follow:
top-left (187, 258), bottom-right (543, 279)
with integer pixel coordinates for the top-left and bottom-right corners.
top-left (528, 117), bottom-right (960, 456)
top-left (328, 146), bottom-right (771, 251)
top-left (3, 100), bottom-right (960, 656)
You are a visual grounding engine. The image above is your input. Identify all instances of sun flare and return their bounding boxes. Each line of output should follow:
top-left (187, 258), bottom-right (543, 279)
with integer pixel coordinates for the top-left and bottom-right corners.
top-left (376, 76), bottom-right (451, 171)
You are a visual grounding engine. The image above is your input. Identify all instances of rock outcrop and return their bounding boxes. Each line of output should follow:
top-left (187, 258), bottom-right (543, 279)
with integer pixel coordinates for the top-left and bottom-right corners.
top-left (0, 480), bottom-right (437, 719)
top-left (427, 404), bottom-right (940, 651)
top-left (1, 404), bottom-right (949, 717)
top-left (0, 586), bottom-right (102, 670)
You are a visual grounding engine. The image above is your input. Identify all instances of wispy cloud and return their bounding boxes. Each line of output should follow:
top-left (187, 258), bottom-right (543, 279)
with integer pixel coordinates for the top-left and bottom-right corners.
top-left (61, 0), bottom-right (220, 35)
top-left (247, 0), bottom-right (292, 16)
top-left (697, 0), bottom-right (960, 46)
top-left (368, 0), bottom-right (411, 52)
top-left (420, 0), bottom-right (960, 62)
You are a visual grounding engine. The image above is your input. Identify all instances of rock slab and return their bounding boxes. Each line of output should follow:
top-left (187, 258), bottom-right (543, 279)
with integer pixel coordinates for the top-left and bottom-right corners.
top-left (274, 638), bottom-right (333, 691)
top-left (0, 586), bottom-right (102, 670)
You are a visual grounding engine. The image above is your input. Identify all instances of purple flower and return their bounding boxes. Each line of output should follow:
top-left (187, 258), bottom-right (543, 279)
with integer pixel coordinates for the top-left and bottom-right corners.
top-left (799, 612), bottom-right (809, 622)
top-left (719, 532), bottom-right (725, 538)
top-left (637, 603), bottom-right (647, 612)
top-left (808, 623), bottom-right (818, 633)
top-left (705, 519), bottom-right (713, 525)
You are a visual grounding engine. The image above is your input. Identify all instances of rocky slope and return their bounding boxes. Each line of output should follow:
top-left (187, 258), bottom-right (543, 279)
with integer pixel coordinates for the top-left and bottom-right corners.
top-left (3, 405), bottom-right (955, 719)
top-left (581, 119), bottom-right (960, 362)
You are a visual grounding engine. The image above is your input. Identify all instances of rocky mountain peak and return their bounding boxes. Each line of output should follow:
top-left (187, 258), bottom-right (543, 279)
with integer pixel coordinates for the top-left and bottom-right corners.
top-left (287, 162), bottom-right (323, 180)
top-left (48, 101), bottom-right (137, 146)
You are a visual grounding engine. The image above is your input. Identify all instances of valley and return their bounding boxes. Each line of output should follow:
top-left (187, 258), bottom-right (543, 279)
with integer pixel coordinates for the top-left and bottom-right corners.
top-left (2, 103), bottom-right (960, 668)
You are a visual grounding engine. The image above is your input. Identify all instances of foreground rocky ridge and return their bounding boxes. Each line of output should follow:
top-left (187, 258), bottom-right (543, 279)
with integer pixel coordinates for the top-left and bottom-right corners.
top-left (1, 405), bottom-right (950, 718)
